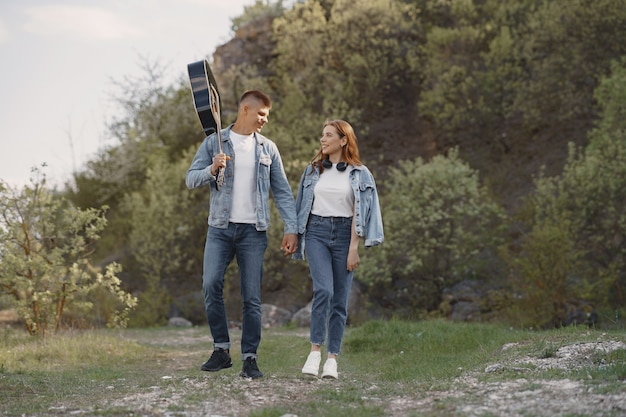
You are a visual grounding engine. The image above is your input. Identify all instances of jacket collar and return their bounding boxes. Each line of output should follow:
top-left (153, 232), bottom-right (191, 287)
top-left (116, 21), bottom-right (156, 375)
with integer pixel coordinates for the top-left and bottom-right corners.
top-left (225, 124), bottom-right (267, 144)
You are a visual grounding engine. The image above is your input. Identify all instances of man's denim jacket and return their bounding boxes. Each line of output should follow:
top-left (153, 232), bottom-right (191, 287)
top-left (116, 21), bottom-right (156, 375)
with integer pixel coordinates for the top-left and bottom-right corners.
top-left (293, 163), bottom-right (384, 260)
top-left (186, 125), bottom-right (297, 234)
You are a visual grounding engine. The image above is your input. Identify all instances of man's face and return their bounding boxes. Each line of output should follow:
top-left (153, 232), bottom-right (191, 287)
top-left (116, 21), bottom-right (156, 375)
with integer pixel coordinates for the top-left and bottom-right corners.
top-left (243, 101), bottom-right (270, 134)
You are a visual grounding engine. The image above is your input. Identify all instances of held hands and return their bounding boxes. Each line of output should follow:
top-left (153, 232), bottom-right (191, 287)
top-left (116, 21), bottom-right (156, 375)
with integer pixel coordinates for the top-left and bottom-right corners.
top-left (211, 153), bottom-right (230, 176)
top-left (280, 234), bottom-right (298, 257)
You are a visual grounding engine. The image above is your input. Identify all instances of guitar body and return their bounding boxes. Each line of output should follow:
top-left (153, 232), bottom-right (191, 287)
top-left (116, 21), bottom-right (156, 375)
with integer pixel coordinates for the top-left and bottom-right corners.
top-left (187, 59), bottom-right (221, 136)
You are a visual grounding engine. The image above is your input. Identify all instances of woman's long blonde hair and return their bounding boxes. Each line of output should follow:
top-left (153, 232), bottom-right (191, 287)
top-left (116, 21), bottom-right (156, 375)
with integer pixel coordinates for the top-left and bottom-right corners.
top-left (311, 119), bottom-right (362, 172)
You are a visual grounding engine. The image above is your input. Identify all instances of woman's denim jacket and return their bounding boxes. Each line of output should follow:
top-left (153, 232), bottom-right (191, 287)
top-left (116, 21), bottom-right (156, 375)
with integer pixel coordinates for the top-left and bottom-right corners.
top-left (186, 125), bottom-right (297, 234)
top-left (293, 163), bottom-right (384, 260)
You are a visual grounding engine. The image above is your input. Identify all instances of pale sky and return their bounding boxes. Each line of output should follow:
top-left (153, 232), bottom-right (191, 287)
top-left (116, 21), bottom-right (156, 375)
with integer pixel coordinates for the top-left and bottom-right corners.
top-left (0, 0), bottom-right (259, 188)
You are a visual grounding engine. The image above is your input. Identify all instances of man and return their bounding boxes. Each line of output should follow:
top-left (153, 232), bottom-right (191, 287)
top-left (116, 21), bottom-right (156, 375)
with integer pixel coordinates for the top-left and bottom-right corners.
top-left (186, 90), bottom-right (297, 379)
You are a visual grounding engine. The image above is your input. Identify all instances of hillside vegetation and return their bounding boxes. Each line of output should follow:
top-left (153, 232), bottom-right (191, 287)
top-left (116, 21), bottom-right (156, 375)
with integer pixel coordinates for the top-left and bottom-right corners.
top-left (2, 0), bottom-right (626, 331)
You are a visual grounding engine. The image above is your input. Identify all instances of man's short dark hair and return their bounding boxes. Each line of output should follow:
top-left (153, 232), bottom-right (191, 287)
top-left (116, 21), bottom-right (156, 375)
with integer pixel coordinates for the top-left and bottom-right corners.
top-left (240, 90), bottom-right (272, 108)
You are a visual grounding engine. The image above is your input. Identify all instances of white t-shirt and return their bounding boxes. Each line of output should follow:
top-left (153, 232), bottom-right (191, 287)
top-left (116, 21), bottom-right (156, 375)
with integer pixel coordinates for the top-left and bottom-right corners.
top-left (311, 165), bottom-right (354, 218)
top-left (229, 131), bottom-right (257, 224)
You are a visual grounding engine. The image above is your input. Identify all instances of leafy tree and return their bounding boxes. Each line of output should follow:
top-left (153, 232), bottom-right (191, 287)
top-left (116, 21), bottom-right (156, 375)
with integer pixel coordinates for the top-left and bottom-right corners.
top-left (66, 60), bottom-right (204, 294)
top-left (55, 0), bottom-right (626, 325)
top-left (511, 0), bottom-right (626, 132)
top-left (272, 0), bottom-right (425, 169)
top-left (507, 139), bottom-right (626, 328)
top-left (359, 149), bottom-right (506, 317)
top-left (231, 0), bottom-right (286, 32)
top-left (506, 58), bottom-right (626, 327)
top-left (0, 167), bottom-right (136, 336)
top-left (589, 58), bottom-right (626, 146)
top-left (122, 152), bottom-right (202, 326)
top-left (418, 0), bottom-right (626, 201)
top-left (419, 0), bottom-right (495, 136)
top-left (503, 214), bottom-right (584, 328)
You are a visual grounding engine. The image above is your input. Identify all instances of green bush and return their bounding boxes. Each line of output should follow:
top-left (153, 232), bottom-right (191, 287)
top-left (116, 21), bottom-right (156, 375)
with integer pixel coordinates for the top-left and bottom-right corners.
top-left (506, 59), bottom-right (626, 327)
top-left (359, 148), bottom-right (506, 317)
top-left (0, 168), bottom-right (136, 336)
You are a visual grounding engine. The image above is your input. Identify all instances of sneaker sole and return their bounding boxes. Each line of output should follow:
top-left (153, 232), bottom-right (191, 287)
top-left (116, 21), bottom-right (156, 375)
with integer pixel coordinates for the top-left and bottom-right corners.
top-left (239, 371), bottom-right (264, 379)
top-left (200, 361), bottom-right (232, 372)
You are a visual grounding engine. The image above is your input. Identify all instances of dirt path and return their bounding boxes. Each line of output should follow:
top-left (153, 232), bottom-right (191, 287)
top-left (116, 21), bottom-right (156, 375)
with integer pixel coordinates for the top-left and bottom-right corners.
top-left (106, 332), bottom-right (626, 417)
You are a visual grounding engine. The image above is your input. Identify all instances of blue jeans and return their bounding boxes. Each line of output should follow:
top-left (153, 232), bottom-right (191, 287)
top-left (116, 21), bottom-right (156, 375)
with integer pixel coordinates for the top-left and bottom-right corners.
top-left (202, 223), bottom-right (267, 360)
top-left (305, 214), bottom-right (354, 355)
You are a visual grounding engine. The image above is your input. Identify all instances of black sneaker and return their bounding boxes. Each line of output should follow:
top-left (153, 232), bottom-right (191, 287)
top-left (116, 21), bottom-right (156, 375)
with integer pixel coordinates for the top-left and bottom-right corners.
top-left (200, 348), bottom-right (232, 372)
top-left (240, 357), bottom-right (264, 379)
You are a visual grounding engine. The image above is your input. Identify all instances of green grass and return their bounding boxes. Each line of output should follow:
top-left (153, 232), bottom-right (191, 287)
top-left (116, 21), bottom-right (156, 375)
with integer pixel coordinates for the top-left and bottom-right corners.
top-left (0, 322), bottom-right (624, 417)
top-left (342, 320), bottom-right (528, 382)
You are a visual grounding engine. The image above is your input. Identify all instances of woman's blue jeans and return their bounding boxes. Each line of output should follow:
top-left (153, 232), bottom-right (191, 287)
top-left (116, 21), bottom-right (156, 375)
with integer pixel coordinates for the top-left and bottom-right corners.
top-left (202, 223), bottom-right (267, 360)
top-left (305, 214), bottom-right (354, 355)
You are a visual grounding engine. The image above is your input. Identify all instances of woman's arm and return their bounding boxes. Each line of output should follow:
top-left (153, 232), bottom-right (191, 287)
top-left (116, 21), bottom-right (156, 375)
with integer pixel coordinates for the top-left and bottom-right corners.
top-left (347, 212), bottom-right (361, 271)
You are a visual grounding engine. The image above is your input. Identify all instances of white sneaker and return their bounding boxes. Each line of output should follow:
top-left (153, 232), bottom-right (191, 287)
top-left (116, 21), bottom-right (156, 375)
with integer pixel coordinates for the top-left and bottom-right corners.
top-left (321, 358), bottom-right (338, 379)
top-left (301, 351), bottom-right (321, 376)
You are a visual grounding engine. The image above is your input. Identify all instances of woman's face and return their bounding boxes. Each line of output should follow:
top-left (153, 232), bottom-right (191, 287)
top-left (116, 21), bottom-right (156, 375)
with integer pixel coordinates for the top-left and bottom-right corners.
top-left (320, 125), bottom-right (346, 158)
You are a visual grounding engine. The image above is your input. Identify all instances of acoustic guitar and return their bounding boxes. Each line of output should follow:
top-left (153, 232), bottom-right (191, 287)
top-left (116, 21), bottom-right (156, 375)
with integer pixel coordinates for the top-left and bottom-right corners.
top-left (187, 59), bottom-right (220, 136)
top-left (187, 59), bottom-right (226, 189)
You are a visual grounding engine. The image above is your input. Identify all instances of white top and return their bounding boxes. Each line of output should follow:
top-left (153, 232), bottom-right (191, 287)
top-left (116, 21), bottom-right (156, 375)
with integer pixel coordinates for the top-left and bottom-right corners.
top-left (311, 164), bottom-right (354, 218)
top-left (229, 131), bottom-right (257, 224)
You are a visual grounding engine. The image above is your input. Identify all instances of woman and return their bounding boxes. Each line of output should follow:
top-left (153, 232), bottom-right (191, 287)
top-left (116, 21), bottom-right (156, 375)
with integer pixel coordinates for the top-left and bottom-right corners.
top-left (293, 119), bottom-right (384, 379)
